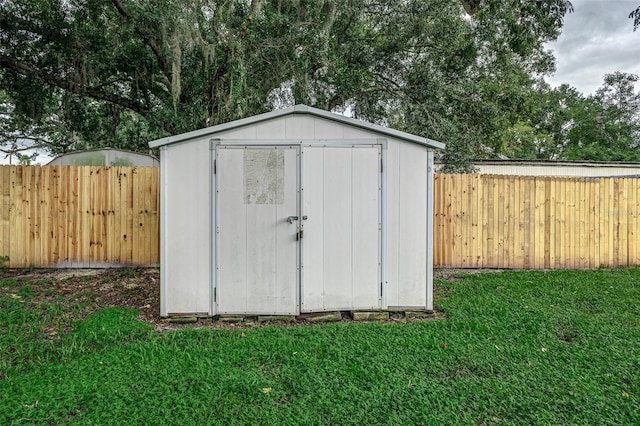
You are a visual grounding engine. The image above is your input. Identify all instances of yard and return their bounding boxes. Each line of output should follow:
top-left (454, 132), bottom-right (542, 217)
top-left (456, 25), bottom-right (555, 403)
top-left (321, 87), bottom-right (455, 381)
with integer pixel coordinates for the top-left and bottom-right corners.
top-left (1, 268), bottom-right (639, 425)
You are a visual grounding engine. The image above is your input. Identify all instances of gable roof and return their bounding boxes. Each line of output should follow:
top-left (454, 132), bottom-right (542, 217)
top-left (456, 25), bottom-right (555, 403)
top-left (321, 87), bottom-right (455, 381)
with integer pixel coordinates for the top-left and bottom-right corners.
top-left (149, 104), bottom-right (445, 149)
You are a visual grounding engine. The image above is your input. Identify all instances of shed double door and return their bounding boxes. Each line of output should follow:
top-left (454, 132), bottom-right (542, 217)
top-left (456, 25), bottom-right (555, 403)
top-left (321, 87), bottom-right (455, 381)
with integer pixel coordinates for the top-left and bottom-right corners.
top-left (300, 145), bottom-right (382, 312)
top-left (215, 144), bottom-right (381, 315)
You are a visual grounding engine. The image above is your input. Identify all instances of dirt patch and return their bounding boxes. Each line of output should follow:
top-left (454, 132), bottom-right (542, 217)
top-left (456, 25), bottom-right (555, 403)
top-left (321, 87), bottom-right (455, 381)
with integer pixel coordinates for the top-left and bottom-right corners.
top-left (434, 268), bottom-right (505, 282)
top-left (0, 268), bottom-right (446, 330)
top-left (0, 268), bottom-right (160, 325)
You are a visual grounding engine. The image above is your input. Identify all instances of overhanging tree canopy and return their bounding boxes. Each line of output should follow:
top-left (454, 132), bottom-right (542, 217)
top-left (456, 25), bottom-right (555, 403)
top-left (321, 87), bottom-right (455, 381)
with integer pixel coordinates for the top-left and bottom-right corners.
top-left (1, 0), bottom-right (575, 169)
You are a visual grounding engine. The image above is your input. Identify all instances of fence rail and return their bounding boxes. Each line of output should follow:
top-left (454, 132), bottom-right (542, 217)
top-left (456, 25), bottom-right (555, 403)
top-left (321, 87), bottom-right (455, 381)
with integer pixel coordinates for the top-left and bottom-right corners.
top-left (434, 174), bottom-right (640, 269)
top-left (0, 166), bottom-right (159, 268)
top-left (1, 167), bottom-right (639, 269)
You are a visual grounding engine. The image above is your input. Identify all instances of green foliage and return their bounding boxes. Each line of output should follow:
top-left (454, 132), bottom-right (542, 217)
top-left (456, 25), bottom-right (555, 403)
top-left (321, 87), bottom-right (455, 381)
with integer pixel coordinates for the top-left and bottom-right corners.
top-left (2, 269), bottom-right (640, 423)
top-left (0, 0), bottom-right (576, 170)
top-left (496, 120), bottom-right (554, 159)
top-left (513, 73), bottom-right (640, 162)
top-left (370, 0), bottom-right (572, 171)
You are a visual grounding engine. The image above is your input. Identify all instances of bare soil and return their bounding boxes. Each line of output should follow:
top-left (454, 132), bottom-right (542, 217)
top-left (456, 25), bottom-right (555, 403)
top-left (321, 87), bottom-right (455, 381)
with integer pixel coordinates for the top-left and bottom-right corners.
top-left (0, 267), bottom-right (452, 330)
top-left (0, 267), bottom-right (161, 323)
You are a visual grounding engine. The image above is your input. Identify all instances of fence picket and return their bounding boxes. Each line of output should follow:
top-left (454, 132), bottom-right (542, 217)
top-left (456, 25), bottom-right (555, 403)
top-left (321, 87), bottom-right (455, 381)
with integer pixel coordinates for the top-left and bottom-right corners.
top-left (0, 166), bottom-right (159, 267)
top-left (432, 174), bottom-right (640, 270)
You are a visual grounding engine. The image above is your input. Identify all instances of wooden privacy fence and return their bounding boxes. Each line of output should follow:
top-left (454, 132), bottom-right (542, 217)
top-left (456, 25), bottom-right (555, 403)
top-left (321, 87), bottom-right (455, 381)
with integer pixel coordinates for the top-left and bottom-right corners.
top-left (2, 167), bottom-right (639, 269)
top-left (434, 174), bottom-right (640, 269)
top-left (0, 166), bottom-right (159, 268)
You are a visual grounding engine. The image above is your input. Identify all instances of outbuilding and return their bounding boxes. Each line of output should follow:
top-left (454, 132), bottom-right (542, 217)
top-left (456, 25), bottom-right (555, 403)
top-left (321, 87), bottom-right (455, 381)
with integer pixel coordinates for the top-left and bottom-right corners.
top-left (47, 148), bottom-right (159, 167)
top-left (149, 105), bottom-right (444, 317)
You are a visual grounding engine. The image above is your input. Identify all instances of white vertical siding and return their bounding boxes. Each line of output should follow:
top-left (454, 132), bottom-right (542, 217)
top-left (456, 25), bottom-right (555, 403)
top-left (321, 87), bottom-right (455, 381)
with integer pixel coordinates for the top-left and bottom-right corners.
top-left (245, 202), bottom-right (279, 311)
top-left (398, 143), bottom-right (428, 307)
top-left (285, 116), bottom-right (315, 139)
top-left (386, 141), bottom-right (400, 307)
top-left (217, 148), bottom-right (247, 313)
top-left (254, 117), bottom-right (287, 138)
top-left (274, 151), bottom-right (299, 313)
top-left (300, 147), bottom-right (324, 311)
top-left (207, 116), bottom-right (375, 142)
top-left (216, 147), bottom-right (298, 315)
top-left (215, 125), bottom-right (258, 140)
top-left (313, 118), bottom-right (345, 138)
top-left (301, 145), bottom-right (380, 311)
top-left (426, 150), bottom-right (435, 311)
top-left (386, 141), bottom-right (428, 308)
top-left (162, 139), bottom-right (211, 315)
top-left (351, 147), bottom-right (382, 308)
top-left (343, 124), bottom-right (379, 139)
top-left (322, 147), bottom-right (353, 309)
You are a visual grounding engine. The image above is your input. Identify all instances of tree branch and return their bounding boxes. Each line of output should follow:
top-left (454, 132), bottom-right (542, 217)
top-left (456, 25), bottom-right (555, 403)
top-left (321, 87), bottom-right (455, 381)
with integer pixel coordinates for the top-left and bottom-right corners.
top-left (631, 6), bottom-right (640, 31)
top-left (1, 132), bottom-right (55, 148)
top-left (0, 55), bottom-right (149, 115)
top-left (0, 144), bottom-right (42, 154)
top-left (110, 0), bottom-right (172, 87)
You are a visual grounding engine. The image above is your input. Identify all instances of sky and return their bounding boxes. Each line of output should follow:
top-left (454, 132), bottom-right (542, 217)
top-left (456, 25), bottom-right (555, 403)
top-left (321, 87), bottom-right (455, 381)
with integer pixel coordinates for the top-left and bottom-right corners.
top-left (544, 0), bottom-right (640, 95)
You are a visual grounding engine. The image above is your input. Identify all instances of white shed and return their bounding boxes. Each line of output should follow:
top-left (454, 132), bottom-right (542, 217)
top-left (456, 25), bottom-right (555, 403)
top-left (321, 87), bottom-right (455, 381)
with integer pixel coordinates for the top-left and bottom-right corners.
top-left (149, 105), bottom-right (444, 317)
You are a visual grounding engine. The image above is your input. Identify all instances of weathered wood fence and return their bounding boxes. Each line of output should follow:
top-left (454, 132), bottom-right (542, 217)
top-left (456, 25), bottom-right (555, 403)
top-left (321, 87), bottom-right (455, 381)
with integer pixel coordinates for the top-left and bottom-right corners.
top-left (434, 174), bottom-right (640, 269)
top-left (1, 166), bottom-right (639, 269)
top-left (0, 166), bottom-right (158, 267)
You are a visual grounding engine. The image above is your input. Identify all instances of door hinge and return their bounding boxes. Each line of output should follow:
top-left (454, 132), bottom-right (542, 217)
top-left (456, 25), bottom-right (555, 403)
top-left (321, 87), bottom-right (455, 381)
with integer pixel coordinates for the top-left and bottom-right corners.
top-left (380, 282), bottom-right (383, 297)
top-left (214, 287), bottom-right (217, 302)
top-left (380, 158), bottom-right (383, 173)
top-left (213, 159), bottom-right (216, 174)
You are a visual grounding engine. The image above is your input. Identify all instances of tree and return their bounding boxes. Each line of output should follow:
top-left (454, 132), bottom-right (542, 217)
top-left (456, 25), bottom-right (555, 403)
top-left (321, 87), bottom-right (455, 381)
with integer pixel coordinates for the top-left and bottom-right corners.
top-left (394, 0), bottom-right (573, 171)
top-left (631, 6), bottom-right (640, 31)
top-left (0, 0), bottom-right (350, 149)
top-left (515, 83), bottom-right (586, 160)
top-left (0, 0), bottom-right (575, 170)
top-left (0, 90), bottom-right (65, 163)
top-left (563, 72), bottom-right (640, 161)
top-left (520, 74), bottom-right (640, 162)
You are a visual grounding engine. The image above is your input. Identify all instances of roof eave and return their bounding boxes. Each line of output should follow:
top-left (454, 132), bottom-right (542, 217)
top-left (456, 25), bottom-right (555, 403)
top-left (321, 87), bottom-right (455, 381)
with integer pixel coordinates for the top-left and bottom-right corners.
top-left (148, 104), bottom-right (445, 150)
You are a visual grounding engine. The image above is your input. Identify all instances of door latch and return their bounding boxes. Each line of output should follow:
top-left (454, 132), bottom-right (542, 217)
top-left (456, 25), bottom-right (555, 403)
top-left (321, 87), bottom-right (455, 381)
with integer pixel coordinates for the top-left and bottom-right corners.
top-left (287, 215), bottom-right (299, 224)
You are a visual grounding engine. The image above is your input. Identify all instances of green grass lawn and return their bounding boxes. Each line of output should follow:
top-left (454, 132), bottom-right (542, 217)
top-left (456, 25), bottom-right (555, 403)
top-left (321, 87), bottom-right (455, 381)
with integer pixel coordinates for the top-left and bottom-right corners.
top-left (2, 269), bottom-right (640, 425)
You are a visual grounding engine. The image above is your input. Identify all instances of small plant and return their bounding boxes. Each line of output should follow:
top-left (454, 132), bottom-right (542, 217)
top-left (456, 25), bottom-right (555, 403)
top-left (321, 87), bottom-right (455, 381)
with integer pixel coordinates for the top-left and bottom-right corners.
top-left (0, 255), bottom-right (9, 268)
top-left (117, 268), bottom-right (140, 278)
